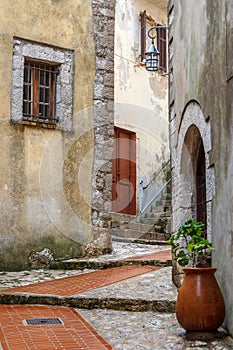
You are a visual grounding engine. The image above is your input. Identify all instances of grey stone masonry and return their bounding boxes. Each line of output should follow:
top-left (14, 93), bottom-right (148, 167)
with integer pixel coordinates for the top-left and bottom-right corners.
top-left (91, 0), bottom-right (115, 244)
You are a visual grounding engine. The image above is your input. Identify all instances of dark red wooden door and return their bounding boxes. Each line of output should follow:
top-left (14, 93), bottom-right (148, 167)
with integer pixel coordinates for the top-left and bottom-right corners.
top-left (196, 141), bottom-right (207, 233)
top-left (112, 127), bottom-right (136, 215)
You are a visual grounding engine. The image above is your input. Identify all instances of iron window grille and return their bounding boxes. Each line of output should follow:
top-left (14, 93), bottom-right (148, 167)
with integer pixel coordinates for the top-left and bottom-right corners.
top-left (23, 60), bottom-right (59, 125)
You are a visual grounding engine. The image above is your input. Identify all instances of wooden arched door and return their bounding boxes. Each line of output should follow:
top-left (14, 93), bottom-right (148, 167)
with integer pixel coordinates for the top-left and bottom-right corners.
top-left (196, 141), bottom-right (207, 233)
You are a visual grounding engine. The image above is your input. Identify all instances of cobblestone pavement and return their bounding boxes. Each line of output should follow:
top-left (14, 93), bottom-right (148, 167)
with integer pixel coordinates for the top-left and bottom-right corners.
top-left (79, 309), bottom-right (233, 350)
top-left (75, 266), bottom-right (176, 302)
top-left (0, 242), bottom-right (232, 349)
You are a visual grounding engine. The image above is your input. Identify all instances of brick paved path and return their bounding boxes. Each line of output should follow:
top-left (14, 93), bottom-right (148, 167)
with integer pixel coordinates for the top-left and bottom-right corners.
top-left (1, 266), bottom-right (159, 296)
top-left (0, 265), bottom-right (162, 349)
top-left (0, 305), bottom-right (112, 350)
top-left (124, 249), bottom-right (171, 261)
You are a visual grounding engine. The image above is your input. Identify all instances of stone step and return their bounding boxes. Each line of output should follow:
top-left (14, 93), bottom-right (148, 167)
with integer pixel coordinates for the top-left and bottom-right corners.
top-left (111, 212), bottom-right (136, 223)
top-left (49, 256), bottom-right (172, 270)
top-left (140, 212), bottom-right (171, 220)
top-left (148, 206), bottom-right (172, 214)
top-left (137, 218), bottom-right (163, 226)
top-left (110, 224), bottom-right (166, 239)
top-left (145, 219), bottom-right (170, 231)
top-left (129, 223), bottom-right (162, 232)
top-left (112, 221), bottom-right (153, 232)
top-left (149, 207), bottom-right (172, 216)
top-left (110, 228), bottom-right (143, 239)
top-left (139, 232), bottom-right (170, 241)
top-left (141, 213), bottom-right (171, 221)
top-left (0, 292), bottom-right (176, 313)
top-left (161, 193), bottom-right (171, 200)
top-left (111, 235), bottom-right (169, 246)
top-left (140, 201), bottom-right (171, 214)
top-left (141, 208), bottom-right (171, 219)
top-left (110, 178), bottom-right (172, 241)
top-left (152, 199), bottom-right (171, 207)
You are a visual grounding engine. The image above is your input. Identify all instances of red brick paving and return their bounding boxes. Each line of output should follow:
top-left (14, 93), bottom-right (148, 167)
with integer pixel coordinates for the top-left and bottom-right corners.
top-left (124, 249), bottom-right (172, 261)
top-left (1, 266), bottom-right (160, 296)
top-left (0, 251), bottom-right (171, 349)
top-left (0, 305), bottom-right (112, 349)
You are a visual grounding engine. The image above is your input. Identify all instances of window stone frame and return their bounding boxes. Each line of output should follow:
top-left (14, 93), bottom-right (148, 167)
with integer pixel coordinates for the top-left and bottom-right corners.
top-left (11, 37), bottom-right (74, 131)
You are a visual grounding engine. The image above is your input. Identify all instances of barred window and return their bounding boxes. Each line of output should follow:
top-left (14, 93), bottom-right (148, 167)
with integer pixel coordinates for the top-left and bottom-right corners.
top-left (23, 61), bottom-right (59, 124)
top-left (11, 38), bottom-right (74, 131)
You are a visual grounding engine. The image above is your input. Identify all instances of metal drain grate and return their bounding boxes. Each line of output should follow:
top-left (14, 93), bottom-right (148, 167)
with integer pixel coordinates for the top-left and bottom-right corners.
top-left (24, 318), bottom-right (63, 325)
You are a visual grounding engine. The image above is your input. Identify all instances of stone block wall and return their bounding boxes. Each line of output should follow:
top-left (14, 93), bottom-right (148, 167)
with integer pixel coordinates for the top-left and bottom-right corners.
top-left (91, 0), bottom-right (115, 239)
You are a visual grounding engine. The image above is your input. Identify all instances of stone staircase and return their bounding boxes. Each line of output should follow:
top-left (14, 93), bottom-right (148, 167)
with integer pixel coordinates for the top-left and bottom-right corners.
top-left (110, 179), bottom-right (172, 245)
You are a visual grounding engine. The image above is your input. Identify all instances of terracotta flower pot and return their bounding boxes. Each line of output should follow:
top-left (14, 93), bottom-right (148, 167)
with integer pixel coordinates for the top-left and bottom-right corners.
top-left (176, 267), bottom-right (225, 331)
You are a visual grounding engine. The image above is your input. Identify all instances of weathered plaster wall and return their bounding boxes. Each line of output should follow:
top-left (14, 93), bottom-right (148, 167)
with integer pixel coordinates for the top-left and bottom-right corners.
top-left (169, 0), bottom-right (233, 335)
top-left (115, 0), bottom-right (169, 208)
top-left (0, 0), bottom-right (95, 270)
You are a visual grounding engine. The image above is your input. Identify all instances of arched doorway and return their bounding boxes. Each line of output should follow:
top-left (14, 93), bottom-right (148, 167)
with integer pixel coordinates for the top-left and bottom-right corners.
top-left (179, 124), bottom-right (207, 228)
top-left (172, 101), bottom-right (214, 287)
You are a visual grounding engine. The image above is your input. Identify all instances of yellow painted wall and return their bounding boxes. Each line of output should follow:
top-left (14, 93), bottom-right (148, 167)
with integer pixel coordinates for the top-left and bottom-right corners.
top-left (0, 0), bottom-right (95, 270)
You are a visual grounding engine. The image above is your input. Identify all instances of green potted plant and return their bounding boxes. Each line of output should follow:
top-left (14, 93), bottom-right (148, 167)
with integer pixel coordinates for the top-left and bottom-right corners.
top-left (168, 218), bottom-right (225, 332)
top-left (168, 218), bottom-right (212, 268)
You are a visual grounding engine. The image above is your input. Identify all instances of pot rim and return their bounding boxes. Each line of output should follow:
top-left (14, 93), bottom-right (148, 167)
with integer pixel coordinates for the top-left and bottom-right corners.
top-left (183, 267), bottom-right (217, 274)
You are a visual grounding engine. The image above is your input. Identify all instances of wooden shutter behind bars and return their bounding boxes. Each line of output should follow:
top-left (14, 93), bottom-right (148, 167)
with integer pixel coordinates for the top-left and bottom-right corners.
top-left (140, 10), bottom-right (147, 61)
top-left (157, 27), bottom-right (167, 71)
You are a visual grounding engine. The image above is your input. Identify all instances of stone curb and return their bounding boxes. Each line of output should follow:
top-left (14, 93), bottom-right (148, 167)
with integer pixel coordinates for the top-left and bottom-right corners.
top-left (111, 236), bottom-right (169, 245)
top-left (0, 293), bottom-right (176, 313)
top-left (50, 259), bottom-right (172, 270)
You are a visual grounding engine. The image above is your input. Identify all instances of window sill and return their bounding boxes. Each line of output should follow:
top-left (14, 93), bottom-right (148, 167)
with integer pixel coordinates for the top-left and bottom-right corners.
top-left (22, 120), bottom-right (57, 129)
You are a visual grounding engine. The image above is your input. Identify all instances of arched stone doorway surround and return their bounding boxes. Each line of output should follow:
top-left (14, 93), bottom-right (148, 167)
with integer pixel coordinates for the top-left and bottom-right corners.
top-left (172, 100), bottom-right (214, 242)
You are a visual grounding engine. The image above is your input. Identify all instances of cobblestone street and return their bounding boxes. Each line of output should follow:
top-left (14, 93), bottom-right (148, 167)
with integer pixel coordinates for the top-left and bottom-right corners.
top-left (79, 309), bottom-right (232, 350)
top-left (0, 243), bottom-right (232, 349)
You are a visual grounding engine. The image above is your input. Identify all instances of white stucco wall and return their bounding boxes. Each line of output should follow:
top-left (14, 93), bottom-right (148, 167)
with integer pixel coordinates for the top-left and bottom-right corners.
top-left (114, 0), bottom-right (169, 196)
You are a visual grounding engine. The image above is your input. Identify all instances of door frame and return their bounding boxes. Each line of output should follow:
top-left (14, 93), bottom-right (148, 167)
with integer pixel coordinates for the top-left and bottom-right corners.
top-left (112, 127), bottom-right (136, 215)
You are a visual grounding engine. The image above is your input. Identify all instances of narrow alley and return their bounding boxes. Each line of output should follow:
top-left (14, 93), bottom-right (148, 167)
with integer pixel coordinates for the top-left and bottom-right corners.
top-left (0, 243), bottom-right (231, 349)
top-left (0, 0), bottom-right (233, 348)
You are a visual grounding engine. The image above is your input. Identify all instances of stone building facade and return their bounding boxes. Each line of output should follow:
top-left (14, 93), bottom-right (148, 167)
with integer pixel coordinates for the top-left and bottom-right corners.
top-left (169, 0), bottom-right (233, 336)
top-left (0, 0), bottom-right (115, 270)
top-left (0, 0), bottom-right (168, 270)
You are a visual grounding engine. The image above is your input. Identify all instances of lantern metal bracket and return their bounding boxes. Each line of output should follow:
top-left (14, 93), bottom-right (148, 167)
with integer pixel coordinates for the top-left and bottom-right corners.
top-left (147, 25), bottom-right (168, 40)
top-left (145, 25), bottom-right (168, 72)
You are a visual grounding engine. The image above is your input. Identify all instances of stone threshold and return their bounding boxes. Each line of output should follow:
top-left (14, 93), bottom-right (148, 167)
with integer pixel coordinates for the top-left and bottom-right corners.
top-left (111, 236), bottom-right (169, 245)
top-left (0, 293), bottom-right (176, 313)
top-left (49, 258), bottom-right (172, 270)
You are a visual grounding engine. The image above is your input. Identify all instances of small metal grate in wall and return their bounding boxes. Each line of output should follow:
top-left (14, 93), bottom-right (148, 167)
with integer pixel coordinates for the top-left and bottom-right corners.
top-left (24, 318), bottom-right (63, 326)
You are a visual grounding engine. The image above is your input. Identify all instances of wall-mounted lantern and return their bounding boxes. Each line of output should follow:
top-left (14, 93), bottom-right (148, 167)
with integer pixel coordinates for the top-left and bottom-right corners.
top-left (145, 26), bottom-right (168, 71)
